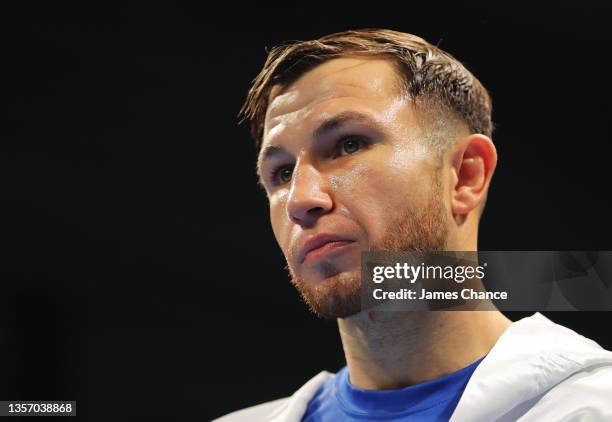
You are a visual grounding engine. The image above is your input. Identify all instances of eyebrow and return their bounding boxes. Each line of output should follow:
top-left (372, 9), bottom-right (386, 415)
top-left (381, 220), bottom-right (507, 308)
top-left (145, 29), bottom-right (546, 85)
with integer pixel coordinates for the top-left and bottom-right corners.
top-left (312, 110), bottom-right (379, 140)
top-left (257, 111), bottom-right (380, 184)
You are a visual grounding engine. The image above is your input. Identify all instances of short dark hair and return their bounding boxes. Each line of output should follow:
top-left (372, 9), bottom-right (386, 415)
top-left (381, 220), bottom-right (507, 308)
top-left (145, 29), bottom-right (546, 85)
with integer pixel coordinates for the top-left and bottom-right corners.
top-left (239, 28), bottom-right (494, 150)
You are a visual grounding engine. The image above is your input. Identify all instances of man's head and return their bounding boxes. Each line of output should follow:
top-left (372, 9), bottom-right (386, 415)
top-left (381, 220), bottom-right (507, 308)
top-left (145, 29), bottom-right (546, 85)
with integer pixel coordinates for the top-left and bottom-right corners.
top-left (240, 29), bottom-right (497, 320)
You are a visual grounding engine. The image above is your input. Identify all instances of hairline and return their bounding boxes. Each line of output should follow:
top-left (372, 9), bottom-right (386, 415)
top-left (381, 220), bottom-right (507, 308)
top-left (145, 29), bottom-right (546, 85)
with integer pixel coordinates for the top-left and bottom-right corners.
top-left (261, 53), bottom-right (471, 157)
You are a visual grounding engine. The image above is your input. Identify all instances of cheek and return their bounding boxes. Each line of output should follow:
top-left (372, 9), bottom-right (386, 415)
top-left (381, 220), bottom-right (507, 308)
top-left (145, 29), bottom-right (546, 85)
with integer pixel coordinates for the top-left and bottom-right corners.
top-left (268, 192), bottom-right (290, 249)
top-left (330, 152), bottom-right (430, 241)
top-left (329, 164), bottom-right (391, 237)
top-left (331, 163), bottom-right (393, 208)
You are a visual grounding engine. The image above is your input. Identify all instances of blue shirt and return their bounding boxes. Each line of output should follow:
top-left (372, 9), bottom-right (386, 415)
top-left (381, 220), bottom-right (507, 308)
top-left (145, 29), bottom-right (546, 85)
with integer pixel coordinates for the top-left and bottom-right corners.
top-left (302, 358), bottom-right (483, 421)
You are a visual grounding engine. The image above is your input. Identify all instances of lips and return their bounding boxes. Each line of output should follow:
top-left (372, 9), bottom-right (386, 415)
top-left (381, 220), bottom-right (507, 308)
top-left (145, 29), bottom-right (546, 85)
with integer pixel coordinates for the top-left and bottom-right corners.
top-left (298, 233), bottom-right (354, 264)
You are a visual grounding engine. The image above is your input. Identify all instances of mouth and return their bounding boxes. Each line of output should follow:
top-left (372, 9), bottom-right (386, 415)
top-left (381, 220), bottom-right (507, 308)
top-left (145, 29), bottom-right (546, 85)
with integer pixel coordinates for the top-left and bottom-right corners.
top-left (299, 234), bottom-right (355, 264)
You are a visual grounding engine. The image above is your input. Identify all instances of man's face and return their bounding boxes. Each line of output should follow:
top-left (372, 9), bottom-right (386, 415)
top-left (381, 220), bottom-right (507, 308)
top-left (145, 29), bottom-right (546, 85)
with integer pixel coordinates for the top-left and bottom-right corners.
top-left (258, 57), bottom-right (449, 319)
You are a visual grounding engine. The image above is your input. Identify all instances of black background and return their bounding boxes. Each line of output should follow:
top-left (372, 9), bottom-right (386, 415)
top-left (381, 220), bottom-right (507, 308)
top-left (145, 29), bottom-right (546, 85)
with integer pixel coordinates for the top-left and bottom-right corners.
top-left (3, 3), bottom-right (612, 421)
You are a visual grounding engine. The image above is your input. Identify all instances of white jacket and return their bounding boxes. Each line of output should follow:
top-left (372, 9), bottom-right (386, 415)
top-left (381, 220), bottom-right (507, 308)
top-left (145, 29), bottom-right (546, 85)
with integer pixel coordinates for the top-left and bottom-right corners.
top-left (215, 313), bottom-right (612, 421)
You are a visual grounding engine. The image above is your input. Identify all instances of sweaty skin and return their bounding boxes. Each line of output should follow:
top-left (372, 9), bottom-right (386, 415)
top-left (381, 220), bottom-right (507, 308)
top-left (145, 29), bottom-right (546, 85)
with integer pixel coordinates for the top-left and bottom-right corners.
top-left (259, 56), bottom-right (511, 390)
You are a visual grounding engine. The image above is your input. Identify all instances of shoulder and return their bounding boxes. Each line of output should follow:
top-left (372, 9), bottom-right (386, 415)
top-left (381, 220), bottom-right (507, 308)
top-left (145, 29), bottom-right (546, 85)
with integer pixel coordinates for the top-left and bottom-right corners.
top-left (213, 371), bottom-right (335, 422)
top-left (451, 313), bottom-right (612, 422)
top-left (212, 397), bottom-right (289, 422)
top-left (514, 351), bottom-right (612, 421)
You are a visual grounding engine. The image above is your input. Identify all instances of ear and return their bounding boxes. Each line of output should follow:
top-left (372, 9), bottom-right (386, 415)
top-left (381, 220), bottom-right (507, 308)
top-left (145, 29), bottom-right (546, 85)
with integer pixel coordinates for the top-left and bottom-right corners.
top-left (449, 134), bottom-right (497, 217)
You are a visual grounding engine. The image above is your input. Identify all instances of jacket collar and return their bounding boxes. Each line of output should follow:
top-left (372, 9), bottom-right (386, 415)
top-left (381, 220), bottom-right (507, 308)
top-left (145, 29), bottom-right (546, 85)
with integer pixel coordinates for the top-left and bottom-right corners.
top-left (268, 313), bottom-right (612, 422)
top-left (450, 313), bottom-right (612, 421)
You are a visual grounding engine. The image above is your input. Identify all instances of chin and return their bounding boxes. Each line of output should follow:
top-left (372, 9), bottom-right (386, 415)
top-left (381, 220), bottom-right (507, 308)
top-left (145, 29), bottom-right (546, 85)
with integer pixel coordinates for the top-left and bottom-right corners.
top-left (290, 268), bottom-right (363, 320)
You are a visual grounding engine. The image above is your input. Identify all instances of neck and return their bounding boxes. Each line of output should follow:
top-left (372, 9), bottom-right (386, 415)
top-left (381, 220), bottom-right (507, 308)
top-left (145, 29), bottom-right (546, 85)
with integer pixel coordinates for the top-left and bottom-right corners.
top-left (337, 310), bottom-right (511, 390)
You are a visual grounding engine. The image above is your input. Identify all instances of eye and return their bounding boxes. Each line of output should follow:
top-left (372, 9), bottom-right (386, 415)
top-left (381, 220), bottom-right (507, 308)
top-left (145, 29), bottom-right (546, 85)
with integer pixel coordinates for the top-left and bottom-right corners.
top-left (338, 136), bottom-right (367, 156)
top-left (271, 164), bottom-right (294, 185)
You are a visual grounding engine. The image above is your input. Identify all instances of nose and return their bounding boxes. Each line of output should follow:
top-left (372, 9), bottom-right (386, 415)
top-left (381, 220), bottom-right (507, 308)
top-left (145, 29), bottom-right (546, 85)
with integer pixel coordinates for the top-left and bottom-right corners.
top-left (287, 163), bottom-right (333, 227)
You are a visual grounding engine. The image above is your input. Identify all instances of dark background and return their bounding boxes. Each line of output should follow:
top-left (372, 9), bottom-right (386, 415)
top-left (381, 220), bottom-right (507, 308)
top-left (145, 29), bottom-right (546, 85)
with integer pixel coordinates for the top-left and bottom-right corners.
top-left (3, 3), bottom-right (612, 421)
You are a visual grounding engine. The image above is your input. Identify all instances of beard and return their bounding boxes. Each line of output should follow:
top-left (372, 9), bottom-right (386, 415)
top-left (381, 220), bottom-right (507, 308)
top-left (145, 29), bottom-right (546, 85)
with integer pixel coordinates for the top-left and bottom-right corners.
top-left (287, 175), bottom-right (449, 320)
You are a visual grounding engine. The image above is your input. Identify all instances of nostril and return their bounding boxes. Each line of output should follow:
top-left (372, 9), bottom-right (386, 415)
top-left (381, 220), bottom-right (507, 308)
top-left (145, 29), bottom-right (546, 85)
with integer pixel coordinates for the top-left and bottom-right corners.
top-left (307, 207), bottom-right (324, 215)
top-left (289, 206), bottom-right (324, 225)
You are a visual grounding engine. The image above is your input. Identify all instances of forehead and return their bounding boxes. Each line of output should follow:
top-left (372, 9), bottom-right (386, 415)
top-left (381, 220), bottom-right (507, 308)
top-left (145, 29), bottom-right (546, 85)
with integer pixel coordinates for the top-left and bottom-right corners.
top-left (263, 57), bottom-right (403, 144)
